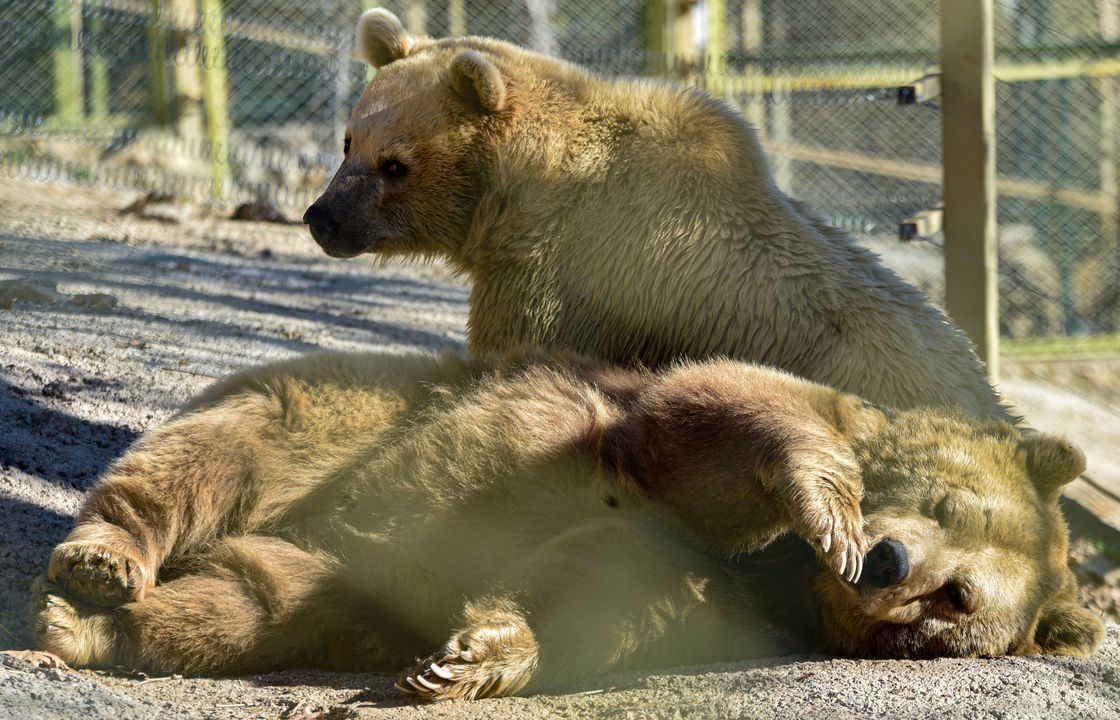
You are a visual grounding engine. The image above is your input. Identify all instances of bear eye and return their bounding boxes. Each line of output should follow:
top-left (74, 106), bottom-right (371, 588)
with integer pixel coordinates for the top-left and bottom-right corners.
top-left (933, 495), bottom-right (954, 527)
top-left (381, 160), bottom-right (408, 177)
top-left (343, 137), bottom-right (351, 156)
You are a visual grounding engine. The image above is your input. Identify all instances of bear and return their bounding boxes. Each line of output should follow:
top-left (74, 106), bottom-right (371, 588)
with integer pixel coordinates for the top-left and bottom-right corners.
top-left (34, 349), bottom-right (1101, 700)
top-left (303, 9), bottom-right (1009, 423)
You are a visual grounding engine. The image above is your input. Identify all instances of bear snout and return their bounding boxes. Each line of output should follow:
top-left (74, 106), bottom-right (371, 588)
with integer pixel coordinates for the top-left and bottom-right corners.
top-left (303, 201), bottom-right (341, 247)
top-left (859, 538), bottom-right (910, 588)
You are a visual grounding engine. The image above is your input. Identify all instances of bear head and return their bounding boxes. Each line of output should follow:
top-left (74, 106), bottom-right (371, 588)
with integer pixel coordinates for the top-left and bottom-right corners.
top-left (304, 9), bottom-right (529, 261)
top-left (815, 411), bottom-right (1103, 659)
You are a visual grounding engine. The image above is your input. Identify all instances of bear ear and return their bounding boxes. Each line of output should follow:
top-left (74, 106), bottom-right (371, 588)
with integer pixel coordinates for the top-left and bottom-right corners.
top-left (1033, 602), bottom-right (1104, 656)
top-left (357, 9), bottom-right (413, 68)
top-left (1019, 434), bottom-right (1086, 499)
top-left (449, 51), bottom-right (507, 114)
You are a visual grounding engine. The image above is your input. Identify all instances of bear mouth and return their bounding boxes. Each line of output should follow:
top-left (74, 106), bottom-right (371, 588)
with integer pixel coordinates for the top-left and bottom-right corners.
top-left (322, 246), bottom-right (368, 259)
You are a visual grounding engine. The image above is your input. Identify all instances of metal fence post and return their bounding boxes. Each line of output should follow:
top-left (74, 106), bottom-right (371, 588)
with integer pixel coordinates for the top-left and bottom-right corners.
top-left (939, 0), bottom-right (999, 382)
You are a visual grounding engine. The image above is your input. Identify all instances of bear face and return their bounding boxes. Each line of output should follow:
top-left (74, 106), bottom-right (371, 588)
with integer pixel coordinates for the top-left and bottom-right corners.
top-left (304, 10), bottom-right (515, 260)
top-left (814, 413), bottom-right (1102, 659)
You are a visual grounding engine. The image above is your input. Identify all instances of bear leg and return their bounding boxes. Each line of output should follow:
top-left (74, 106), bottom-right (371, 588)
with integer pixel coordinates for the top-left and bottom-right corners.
top-left (32, 577), bottom-right (124, 669)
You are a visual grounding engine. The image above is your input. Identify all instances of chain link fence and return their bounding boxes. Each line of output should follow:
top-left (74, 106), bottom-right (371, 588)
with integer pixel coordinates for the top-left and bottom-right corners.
top-left (1, 0), bottom-right (1117, 342)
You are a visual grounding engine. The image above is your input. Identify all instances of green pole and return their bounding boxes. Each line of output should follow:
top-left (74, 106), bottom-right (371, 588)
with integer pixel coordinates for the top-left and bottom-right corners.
top-left (90, 9), bottom-right (109, 123)
top-left (148, 0), bottom-right (170, 124)
top-left (52, 0), bottom-right (84, 126)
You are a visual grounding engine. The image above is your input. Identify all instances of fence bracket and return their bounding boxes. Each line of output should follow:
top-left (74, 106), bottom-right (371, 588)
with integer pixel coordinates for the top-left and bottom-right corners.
top-left (899, 206), bottom-right (943, 241)
top-left (898, 72), bottom-right (941, 105)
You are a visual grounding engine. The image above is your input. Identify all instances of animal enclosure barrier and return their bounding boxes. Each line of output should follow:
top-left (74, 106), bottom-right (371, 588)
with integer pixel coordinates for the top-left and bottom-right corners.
top-left (1, 0), bottom-right (1118, 352)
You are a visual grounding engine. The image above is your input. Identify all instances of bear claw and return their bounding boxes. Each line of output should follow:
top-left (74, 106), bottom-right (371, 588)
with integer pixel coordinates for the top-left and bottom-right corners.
top-left (397, 614), bottom-right (537, 702)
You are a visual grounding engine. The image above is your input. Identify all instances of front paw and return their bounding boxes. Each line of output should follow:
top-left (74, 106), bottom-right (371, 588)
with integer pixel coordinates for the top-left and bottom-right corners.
top-left (780, 459), bottom-right (867, 583)
top-left (48, 539), bottom-right (150, 607)
top-left (397, 602), bottom-right (538, 701)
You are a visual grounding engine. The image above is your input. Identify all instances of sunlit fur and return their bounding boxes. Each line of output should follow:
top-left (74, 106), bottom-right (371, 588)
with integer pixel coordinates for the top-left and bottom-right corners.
top-left (34, 350), bottom-right (1099, 700)
top-left (309, 9), bottom-right (1009, 422)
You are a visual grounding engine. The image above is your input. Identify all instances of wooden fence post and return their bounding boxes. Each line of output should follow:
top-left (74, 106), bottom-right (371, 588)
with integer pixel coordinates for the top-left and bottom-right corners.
top-left (171, 0), bottom-right (206, 189)
top-left (646, 0), bottom-right (669, 77)
top-left (739, 0), bottom-right (766, 135)
top-left (939, 0), bottom-right (999, 381)
top-left (405, 0), bottom-right (427, 35)
top-left (1099, 0), bottom-right (1119, 319)
top-left (449, 0), bottom-right (466, 35)
top-left (148, 0), bottom-right (170, 124)
top-left (52, 0), bottom-right (85, 126)
top-left (704, 0), bottom-right (726, 97)
top-left (90, 10), bottom-right (110, 123)
top-left (200, 0), bottom-right (230, 199)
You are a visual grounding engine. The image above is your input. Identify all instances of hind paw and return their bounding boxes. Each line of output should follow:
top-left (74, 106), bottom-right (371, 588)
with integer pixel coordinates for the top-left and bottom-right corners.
top-left (32, 577), bottom-right (120, 668)
top-left (49, 539), bottom-right (150, 607)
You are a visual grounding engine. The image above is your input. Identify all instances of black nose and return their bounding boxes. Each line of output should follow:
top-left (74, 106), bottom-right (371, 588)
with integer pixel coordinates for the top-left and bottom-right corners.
top-left (303, 201), bottom-right (339, 243)
top-left (859, 538), bottom-right (910, 588)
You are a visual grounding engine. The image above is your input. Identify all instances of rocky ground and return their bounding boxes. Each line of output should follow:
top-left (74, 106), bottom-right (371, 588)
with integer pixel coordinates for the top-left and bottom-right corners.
top-left (1, 177), bottom-right (1118, 719)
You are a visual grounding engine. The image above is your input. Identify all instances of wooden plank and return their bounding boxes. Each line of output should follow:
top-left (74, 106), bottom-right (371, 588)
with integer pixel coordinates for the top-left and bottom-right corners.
top-left (759, 139), bottom-right (1111, 214)
top-left (1065, 478), bottom-right (1120, 531)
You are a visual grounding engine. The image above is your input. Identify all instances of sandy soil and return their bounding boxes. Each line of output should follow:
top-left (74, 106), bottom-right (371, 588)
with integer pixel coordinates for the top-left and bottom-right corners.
top-left (1, 177), bottom-right (1118, 719)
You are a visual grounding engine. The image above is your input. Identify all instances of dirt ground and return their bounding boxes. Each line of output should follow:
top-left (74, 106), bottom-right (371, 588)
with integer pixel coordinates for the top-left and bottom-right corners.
top-left (1, 177), bottom-right (1118, 719)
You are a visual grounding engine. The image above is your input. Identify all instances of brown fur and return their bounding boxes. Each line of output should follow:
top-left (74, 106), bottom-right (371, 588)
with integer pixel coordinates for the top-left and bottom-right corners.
top-left (34, 350), bottom-right (1100, 700)
top-left (304, 9), bottom-right (1009, 422)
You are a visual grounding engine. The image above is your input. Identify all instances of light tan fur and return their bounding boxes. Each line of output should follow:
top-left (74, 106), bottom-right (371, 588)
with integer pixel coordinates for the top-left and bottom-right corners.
top-left (304, 9), bottom-right (1007, 422)
top-left (35, 350), bottom-right (1099, 700)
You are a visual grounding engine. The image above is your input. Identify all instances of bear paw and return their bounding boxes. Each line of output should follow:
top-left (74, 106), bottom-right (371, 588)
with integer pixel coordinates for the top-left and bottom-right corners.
top-left (781, 463), bottom-right (867, 583)
top-left (48, 539), bottom-right (150, 607)
top-left (32, 577), bottom-right (121, 669)
top-left (396, 613), bottom-right (538, 701)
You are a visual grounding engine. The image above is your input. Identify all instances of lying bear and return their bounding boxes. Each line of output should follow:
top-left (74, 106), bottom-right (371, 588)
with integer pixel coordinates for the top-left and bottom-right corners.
top-left (305, 9), bottom-right (1008, 422)
top-left (35, 350), bottom-right (1100, 699)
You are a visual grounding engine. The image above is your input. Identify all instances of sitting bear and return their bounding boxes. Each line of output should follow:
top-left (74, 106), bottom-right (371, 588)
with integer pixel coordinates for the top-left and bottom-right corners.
top-left (304, 9), bottom-right (1008, 422)
top-left (35, 350), bottom-right (1100, 700)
